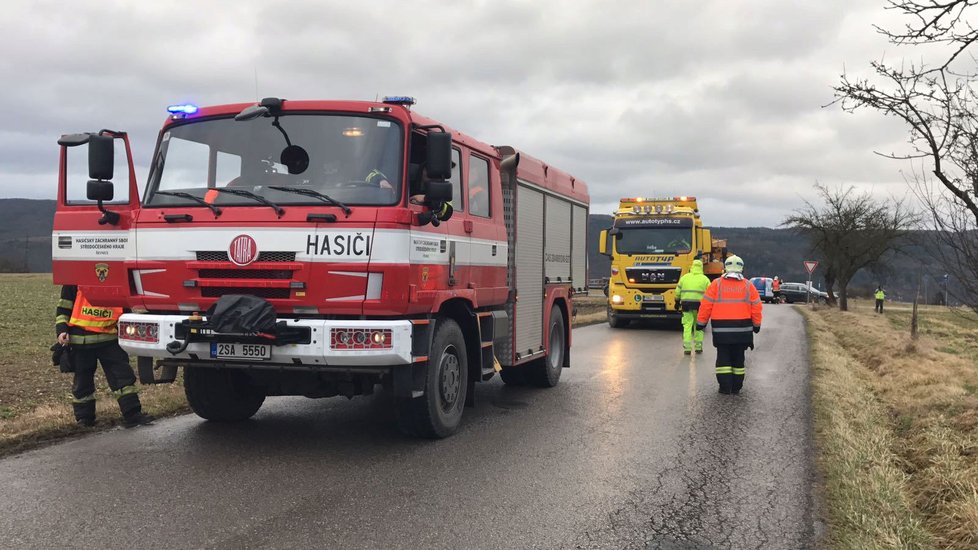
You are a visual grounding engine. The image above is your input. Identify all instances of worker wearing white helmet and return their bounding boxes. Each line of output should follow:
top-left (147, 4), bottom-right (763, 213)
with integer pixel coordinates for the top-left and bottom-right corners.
top-left (695, 255), bottom-right (763, 394)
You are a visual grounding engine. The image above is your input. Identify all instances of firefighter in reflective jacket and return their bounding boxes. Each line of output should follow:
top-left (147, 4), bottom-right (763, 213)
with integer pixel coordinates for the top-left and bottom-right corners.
top-left (55, 285), bottom-right (154, 427)
top-left (696, 255), bottom-right (763, 394)
top-left (676, 258), bottom-right (711, 354)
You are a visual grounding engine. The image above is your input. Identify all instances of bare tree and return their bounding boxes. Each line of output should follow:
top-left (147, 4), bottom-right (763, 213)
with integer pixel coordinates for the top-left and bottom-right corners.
top-left (783, 184), bottom-right (918, 311)
top-left (834, 0), bottom-right (978, 311)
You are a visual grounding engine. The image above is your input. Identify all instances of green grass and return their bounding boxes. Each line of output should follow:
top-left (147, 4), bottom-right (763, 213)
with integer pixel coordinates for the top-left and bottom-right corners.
top-left (0, 274), bottom-right (187, 457)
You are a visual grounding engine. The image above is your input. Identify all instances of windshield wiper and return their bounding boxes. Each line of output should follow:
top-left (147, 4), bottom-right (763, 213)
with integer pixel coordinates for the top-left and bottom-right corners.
top-left (153, 191), bottom-right (222, 216)
top-left (267, 186), bottom-right (352, 216)
top-left (209, 187), bottom-right (285, 217)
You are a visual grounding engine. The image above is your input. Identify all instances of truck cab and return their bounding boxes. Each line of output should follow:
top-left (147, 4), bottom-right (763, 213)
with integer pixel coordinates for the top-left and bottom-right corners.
top-left (598, 197), bottom-right (724, 328)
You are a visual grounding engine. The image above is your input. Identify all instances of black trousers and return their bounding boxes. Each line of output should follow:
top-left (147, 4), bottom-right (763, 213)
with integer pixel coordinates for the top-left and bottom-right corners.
top-left (875, 299), bottom-right (884, 313)
top-left (70, 342), bottom-right (141, 421)
top-left (715, 344), bottom-right (748, 393)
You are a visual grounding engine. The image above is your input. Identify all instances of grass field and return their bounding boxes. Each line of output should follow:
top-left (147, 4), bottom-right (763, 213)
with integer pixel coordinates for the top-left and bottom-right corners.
top-left (0, 274), bottom-right (187, 457)
top-left (803, 300), bottom-right (978, 549)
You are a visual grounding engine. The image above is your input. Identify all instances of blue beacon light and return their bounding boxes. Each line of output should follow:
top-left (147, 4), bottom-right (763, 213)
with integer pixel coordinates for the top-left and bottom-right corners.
top-left (167, 104), bottom-right (199, 115)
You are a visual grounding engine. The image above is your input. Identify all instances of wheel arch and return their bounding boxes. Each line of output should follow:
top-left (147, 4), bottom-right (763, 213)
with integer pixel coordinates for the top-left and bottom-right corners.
top-left (434, 298), bottom-right (481, 405)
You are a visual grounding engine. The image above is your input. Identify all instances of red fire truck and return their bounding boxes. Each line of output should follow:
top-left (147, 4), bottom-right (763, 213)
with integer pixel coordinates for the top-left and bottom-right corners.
top-left (51, 97), bottom-right (589, 438)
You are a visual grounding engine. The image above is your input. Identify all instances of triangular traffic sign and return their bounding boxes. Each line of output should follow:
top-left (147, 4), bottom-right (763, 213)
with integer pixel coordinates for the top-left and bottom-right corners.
top-left (804, 261), bottom-right (818, 274)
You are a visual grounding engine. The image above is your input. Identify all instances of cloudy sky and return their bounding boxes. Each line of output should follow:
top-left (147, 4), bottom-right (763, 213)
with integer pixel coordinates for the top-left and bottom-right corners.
top-left (0, 0), bottom-right (932, 226)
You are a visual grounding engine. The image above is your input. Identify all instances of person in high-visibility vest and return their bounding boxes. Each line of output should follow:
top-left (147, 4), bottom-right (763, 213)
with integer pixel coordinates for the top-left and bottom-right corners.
top-left (875, 286), bottom-right (885, 314)
top-left (408, 164), bottom-right (454, 225)
top-left (676, 259), bottom-right (711, 354)
top-left (696, 255), bottom-right (763, 394)
top-left (55, 285), bottom-right (154, 428)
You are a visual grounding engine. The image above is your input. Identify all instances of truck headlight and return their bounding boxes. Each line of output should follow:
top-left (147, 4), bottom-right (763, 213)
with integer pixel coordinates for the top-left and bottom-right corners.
top-left (612, 294), bottom-right (623, 304)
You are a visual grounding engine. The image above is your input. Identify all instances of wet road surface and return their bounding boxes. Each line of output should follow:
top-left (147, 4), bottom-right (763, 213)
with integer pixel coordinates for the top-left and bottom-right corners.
top-left (0, 306), bottom-right (817, 549)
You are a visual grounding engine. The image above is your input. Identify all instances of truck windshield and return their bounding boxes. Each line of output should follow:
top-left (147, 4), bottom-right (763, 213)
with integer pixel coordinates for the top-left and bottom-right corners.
top-left (144, 114), bottom-right (404, 207)
top-left (616, 227), bottom-right (693, 255)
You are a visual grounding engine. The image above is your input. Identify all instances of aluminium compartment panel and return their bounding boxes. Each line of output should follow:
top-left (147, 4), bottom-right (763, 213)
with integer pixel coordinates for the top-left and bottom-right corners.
top-left (544, 195), bottom-right (572, 284)
top-left (515, 184), bottom-right (544, 358)
top-left (571, 204), bottom-right (588, 293)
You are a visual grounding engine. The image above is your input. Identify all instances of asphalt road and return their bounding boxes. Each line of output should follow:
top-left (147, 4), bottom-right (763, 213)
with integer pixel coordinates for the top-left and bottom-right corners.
top-left (0, 305), bottom-right (817, 549)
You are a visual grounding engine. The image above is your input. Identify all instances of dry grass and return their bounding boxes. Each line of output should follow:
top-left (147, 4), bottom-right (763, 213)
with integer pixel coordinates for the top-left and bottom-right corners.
top-left (0, 274), bottom-right (187, 458)
top-left (803, 301), bottom-right (978, 549)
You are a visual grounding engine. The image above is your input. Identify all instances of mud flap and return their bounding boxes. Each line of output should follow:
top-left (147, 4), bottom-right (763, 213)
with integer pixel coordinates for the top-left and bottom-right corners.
top-left (137, 356), bottom-right (178, 385)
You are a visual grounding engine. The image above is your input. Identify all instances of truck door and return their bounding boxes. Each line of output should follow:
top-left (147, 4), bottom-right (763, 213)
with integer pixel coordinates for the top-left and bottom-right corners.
top-left (464, 152), bottom-right (506, 304)
top-left (52, 131), bottom-right (139, 307)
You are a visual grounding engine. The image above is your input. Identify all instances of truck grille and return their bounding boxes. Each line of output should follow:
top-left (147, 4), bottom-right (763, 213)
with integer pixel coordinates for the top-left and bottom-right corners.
top-left (201, 287), bottom-right (291, 299)
top-left (197, 269), bottom-right (293, 280)
top-left (192, 251), bottom-right (297, 300)
top-left (625, 266), bottom-right (681, 284)
top-left (196, 251), bottom-right (296, 262)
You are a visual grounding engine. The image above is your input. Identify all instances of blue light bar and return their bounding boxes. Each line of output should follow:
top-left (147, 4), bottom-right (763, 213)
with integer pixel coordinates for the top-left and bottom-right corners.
top-left (382, 96), bottom-right (416, 106)
top-left (167, 104), bottom-right (199, 115)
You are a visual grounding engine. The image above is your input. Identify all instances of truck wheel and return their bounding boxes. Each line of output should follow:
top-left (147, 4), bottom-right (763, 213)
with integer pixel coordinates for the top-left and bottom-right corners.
top-left (528, 308), bottom-right (566, 387)
top-left (184, 367), bottom-right (265, 422)
top-left (398, 318), bottom-right (468, 438)
top-left (608, 307), bottom-right (628, 328)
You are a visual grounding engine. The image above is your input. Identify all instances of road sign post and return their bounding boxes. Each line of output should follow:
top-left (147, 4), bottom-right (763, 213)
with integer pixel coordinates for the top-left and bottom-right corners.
top-left (804, 261), bottom-right (818, 304)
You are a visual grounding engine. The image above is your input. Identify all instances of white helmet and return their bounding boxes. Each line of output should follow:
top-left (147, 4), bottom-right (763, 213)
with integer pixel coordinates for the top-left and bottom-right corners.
top-left (724, 255), bottom-right (744, 273)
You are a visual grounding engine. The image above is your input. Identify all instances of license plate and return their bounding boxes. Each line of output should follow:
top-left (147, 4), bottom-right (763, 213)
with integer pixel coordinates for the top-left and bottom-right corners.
top-left (642, 295), bottom-right (664, 302)
top-left (210, 342), bottom-right (271, 360)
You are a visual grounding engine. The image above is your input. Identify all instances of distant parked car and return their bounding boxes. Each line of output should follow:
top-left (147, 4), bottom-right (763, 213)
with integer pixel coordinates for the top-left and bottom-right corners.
top-left (780, 282), bottom-right (827, 304)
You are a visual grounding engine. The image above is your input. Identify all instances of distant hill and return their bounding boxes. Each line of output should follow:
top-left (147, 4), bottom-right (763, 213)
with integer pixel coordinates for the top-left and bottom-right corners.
top-left (0, 199), bottom-right (949, 302)
top-left (0, 199), bottom-right (55, 272)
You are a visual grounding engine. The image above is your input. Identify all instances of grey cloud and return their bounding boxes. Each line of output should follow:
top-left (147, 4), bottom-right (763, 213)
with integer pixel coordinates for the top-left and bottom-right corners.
top-left (0, 0), bottom-right (926, 226)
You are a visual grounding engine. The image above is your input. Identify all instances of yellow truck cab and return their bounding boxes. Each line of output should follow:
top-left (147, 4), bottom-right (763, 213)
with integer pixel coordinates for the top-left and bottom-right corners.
top-left (599, 197), bottom-right (726, 328)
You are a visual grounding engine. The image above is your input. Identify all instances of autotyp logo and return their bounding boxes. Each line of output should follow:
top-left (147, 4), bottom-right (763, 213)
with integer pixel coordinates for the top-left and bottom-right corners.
top-left (229, 234), bottom-right (258, 266)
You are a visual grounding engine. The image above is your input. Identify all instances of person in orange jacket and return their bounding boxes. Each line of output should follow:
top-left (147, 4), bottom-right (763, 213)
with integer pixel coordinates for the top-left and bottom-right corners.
top-left (696, 255), bottom-right (763, 394)
top-left (56, 285), bottom-right (154, 427)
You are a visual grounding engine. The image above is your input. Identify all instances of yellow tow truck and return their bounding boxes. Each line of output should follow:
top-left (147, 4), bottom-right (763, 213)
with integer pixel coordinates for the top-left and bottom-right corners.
top-left (598, 196), bottom-right (728, 328)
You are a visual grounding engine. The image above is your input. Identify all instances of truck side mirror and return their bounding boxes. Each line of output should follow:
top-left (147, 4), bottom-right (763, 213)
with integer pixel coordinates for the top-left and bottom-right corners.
top-left (599, 229), bottom-right (609, 256)
top-left (88, 134), bottom-right (114, 181)
top-left (425, 180), bottom-right (453, 202)
top-left (425, 132), bottom-right (452, 180)
top-left (86, 134), bottom-right (120, 225)
top-left (87, 180), bottom-right (114, 201)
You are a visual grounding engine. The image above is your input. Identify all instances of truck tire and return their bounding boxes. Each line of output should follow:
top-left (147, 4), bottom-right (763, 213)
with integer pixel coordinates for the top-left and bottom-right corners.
top-left (184, 367), bottom-right (265, 422)
top-left (397, 318), bottom-right (468, 438)
top-left (608, 307), bottom-right (628, 328)
top-left (527, 308), bottom-right (566, 387)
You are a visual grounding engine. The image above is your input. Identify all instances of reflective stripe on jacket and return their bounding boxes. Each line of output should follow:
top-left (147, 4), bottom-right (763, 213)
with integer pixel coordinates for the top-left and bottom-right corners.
top-left (56, 286), bottom-right (122, 346)
top-left (69, 292), bottom-right (122, 333)
top-left (697, 274), bottom-right (763, 345)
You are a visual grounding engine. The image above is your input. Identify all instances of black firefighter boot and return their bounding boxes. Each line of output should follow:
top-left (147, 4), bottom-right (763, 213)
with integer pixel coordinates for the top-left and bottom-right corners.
top-left (73, 401), bottom-right (96, 427)
top-left (118, 393), bottom-right (155, 428)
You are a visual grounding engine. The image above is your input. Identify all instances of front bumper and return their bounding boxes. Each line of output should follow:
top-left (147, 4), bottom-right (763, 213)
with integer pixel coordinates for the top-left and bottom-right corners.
top-left (118, 313), bottom-right (415, 367)
top-left (609, 307), bottom-right (681, 321)
top-left (608, 284), bottom-right (680, 320)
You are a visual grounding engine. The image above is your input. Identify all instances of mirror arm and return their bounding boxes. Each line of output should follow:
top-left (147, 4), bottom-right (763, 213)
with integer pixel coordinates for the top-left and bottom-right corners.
top-left (413, 123), bottom-right (446, 132)
top-left (97, 199), bottom-right (120, 225)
